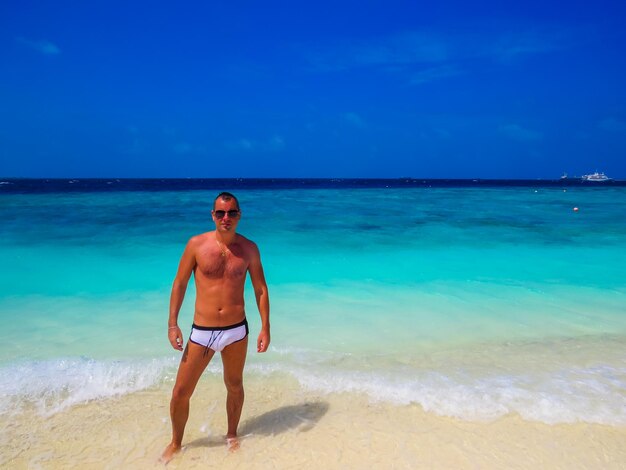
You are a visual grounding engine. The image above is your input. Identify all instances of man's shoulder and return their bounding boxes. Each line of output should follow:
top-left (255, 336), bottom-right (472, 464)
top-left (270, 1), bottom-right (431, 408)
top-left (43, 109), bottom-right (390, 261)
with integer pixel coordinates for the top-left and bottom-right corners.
top-left (187, 232), bottom-right (214, 247)
top-left (235, 234), bottom-right (259, 251)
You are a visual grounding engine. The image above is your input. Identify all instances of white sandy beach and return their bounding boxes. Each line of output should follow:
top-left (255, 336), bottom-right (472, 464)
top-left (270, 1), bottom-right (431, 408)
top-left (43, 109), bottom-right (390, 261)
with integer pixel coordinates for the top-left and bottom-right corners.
top-left (2, 375), bottom-right (625, 469)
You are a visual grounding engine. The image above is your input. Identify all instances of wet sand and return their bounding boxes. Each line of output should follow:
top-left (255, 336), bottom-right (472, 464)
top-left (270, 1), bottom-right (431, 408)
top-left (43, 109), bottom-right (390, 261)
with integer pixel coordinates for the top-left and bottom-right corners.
top-left (2, 375), bottom-right (625, 469)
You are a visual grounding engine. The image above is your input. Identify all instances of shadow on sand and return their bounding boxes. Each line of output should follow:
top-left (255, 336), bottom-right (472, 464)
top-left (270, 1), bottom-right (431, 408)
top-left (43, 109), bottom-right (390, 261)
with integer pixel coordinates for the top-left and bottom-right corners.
top-left (186, 401), bottom-right (329, 449)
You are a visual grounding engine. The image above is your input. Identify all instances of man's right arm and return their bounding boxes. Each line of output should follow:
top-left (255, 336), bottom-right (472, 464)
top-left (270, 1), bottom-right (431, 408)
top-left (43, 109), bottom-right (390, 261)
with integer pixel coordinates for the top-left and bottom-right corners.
top-left (168, 238), bottom-right (197, 351)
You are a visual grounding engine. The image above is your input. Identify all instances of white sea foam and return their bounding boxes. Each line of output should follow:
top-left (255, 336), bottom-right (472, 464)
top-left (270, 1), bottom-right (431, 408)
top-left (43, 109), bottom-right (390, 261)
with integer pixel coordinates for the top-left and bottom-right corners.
top-left (1, 353), bottom-right (624, 426)
top-left (0, 357), bottom-right (177, 417)
top-left (247, 361), bottom-right (626, 426)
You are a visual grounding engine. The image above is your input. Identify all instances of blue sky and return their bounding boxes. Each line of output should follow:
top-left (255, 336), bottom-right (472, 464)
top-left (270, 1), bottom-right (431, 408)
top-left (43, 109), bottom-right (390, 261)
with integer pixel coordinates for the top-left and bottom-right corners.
top-left (1, 1), bottom-right (625, 178)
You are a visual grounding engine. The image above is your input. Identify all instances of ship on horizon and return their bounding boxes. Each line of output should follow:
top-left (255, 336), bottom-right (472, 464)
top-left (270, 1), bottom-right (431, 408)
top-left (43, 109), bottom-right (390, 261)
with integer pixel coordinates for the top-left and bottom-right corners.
top-left (582, 171), bottom-right (611, 182)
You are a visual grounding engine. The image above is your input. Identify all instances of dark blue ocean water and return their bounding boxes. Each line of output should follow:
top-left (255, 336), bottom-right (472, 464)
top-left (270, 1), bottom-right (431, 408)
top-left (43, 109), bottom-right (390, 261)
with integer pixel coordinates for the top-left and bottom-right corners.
top-left (1, 177), bottom-right (625, 194)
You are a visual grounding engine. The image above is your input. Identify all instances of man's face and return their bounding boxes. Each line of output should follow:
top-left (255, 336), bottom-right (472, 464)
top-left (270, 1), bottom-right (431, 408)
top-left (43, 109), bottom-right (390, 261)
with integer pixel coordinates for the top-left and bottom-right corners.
top-left (212, 198), bottom-right (241, 233)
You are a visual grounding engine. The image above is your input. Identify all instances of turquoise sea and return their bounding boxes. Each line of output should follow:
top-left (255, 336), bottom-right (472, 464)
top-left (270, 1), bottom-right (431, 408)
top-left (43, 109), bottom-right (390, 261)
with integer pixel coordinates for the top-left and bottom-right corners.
top-left (1, 181), bottom-right (625, 425)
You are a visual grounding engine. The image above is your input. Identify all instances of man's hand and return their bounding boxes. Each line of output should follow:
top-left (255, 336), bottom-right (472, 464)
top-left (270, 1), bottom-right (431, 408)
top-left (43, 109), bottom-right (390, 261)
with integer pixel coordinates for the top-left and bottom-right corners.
top-left (168, 326), bottom-right (183, 351)
top-left (257, 328), bottom-right (270, 353)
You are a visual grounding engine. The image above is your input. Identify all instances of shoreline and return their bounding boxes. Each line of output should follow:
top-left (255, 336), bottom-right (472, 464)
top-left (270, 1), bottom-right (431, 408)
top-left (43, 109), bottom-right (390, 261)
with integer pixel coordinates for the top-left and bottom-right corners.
top-left (3, 376), bottom-right (625, 469)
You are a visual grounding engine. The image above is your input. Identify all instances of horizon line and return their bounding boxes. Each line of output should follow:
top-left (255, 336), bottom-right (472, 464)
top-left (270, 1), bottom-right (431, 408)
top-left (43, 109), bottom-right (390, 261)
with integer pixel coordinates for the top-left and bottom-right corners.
top-left (2, 176), bottom-right (624, 181)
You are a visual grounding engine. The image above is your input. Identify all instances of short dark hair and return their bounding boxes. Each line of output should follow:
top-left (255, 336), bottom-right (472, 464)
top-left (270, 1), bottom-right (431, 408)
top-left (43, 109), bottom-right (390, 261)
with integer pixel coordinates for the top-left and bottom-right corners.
top-left (213, 192), bottom-right (240, 210)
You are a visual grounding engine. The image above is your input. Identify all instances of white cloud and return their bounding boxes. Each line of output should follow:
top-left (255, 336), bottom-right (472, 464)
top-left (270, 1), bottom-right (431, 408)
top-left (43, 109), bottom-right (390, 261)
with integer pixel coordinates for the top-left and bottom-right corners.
top-left (352, 31), bottom-right (449, 67)
top-left (172, 142), bottom-right (207, 155)
top-left (598, 118), bottom-right (626, 133)
top-left (499, 124), bottom-right (542, 141)
top-left (306, 27), bottom-right (568, 74)
top-left (173, 143), bottom-right (193, 154)
top-left (488, 30), bottom-right (564, 62)
top-left (308, 31), bottom-right (449, 71)
top-left (410, 65), bottom-right (462, 85)
top-left (268, 136), bottom-right (285, 150)
top-left (123, 138), bottom-right (146, 155)
top-left (225, 139), bottom-right (254, 151)
top-left (225, 136), bottom-right (285, 152)
top-left (344, 112), bottom-right (365, 127)
top-left (16, 37), bottom-right (61, 55)
top-left (433, 128), bottom-right (451, 139)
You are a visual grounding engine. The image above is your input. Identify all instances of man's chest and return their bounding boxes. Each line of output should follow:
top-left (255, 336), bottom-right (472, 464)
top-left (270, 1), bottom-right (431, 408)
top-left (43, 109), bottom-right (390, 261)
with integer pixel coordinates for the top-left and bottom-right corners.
top-left (195, 251), bottom-right (248, 280)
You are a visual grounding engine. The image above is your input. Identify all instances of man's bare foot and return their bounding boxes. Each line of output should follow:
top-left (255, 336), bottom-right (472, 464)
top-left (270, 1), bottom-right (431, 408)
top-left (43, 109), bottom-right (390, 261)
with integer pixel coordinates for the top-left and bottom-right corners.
top-left (160, 443), bottom-right (182, 465)
top-left (226, 435), bottom-right (240, 452)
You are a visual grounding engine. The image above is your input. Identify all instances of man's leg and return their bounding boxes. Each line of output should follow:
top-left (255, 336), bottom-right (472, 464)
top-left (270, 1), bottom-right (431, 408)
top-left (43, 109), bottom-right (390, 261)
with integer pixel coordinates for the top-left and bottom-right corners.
top-left (221, 336), bottom-right (248, 449)
top-left (161, 342), bottom-right (215, 463)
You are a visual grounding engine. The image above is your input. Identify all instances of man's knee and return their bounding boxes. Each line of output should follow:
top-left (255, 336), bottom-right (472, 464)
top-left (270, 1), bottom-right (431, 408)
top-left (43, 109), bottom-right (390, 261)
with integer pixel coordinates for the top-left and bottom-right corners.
top-left (171, 383), bottom-right (194, 402)
top-left (224, 375), bottom-right (244, 394)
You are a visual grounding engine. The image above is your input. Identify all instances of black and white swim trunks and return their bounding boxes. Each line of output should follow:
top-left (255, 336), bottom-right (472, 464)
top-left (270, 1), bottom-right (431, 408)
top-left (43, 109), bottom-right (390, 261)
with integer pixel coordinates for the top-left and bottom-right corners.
top-left (189, 318), bottom-right (249, 354)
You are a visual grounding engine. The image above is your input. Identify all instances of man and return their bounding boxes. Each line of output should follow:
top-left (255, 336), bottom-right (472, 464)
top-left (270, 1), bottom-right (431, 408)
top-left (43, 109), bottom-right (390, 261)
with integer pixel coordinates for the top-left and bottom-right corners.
top-left (161, 192), bottom-right (270, 464)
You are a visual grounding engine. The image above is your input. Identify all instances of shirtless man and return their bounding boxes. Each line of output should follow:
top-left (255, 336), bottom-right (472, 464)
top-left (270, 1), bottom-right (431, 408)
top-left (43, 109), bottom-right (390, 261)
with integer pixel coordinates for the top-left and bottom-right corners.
top-left (161, 192), bottom-right (270, 463)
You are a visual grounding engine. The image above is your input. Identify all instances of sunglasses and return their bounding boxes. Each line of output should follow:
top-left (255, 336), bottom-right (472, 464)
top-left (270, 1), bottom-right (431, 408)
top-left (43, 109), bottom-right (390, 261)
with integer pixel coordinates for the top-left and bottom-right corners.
top-left (214, 210), bottom-right (240, 219)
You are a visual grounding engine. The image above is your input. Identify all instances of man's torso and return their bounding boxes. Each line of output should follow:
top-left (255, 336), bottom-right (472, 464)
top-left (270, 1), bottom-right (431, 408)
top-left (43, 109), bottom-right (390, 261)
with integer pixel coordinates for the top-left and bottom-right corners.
top-left (192, 232), bottom-right (252, 326)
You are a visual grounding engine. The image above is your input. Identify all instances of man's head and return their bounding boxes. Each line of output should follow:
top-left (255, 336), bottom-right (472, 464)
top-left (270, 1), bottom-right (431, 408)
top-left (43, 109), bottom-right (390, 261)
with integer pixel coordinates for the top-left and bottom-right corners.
top-left (213, 192), bottom-right (240, 211)
top-left (212, 192), bottom-right (241, 233)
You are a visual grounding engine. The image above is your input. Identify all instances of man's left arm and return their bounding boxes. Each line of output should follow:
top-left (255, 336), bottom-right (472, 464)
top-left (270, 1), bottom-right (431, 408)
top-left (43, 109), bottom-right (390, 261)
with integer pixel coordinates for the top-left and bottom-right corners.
top-left (248, 242), bottom-right (270, 353)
